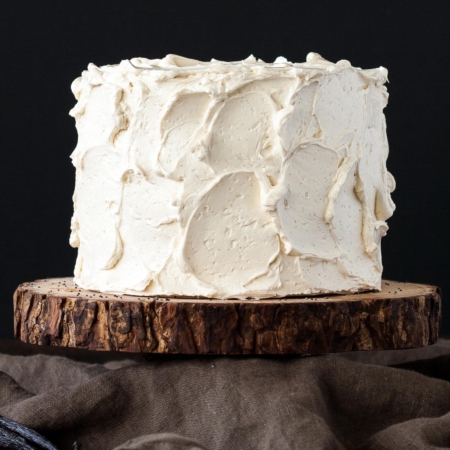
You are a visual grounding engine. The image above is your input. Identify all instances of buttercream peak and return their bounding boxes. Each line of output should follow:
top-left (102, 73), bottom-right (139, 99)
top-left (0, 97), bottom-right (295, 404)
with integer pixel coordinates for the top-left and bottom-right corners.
top-left (160, 54), bottom-right (203, 68)
top-left (306, 52), bottom-right (323, 63)
top-left (244, 54), bottom-right (258, 63)
top-left (336, 59), bottom-right (352, 68)
top-left (274, 56), bottom-right (288, 64)
top-left (378, 66), bottom-right (388, 80)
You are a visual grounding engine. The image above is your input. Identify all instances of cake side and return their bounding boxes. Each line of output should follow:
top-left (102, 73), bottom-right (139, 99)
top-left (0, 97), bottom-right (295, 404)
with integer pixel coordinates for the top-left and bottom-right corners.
top-left (69, 53), bottom-right (395, 298)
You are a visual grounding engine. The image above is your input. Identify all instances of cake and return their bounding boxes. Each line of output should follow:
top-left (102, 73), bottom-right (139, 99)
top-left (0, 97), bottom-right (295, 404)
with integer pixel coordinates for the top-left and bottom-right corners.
top-left (69, 52), bottom-right (395, 299)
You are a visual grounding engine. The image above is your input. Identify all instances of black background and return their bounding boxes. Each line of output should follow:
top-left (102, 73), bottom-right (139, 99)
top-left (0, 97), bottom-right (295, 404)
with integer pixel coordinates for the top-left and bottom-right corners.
top-left (1, 1), bottom-right (449, 339)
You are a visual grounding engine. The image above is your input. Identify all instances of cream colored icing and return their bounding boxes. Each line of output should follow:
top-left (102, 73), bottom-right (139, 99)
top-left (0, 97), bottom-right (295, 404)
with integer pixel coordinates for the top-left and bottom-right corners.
top-left (69, 52), bottom-right (395, 298)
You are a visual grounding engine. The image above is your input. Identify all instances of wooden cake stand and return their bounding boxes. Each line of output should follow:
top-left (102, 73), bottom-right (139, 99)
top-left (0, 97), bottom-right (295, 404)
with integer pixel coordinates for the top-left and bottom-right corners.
top-left (14, 278), bottom-right (441, 355)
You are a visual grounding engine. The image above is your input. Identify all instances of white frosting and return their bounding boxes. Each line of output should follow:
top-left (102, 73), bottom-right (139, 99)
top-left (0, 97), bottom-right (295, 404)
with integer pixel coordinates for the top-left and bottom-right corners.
top-left (69, 52), bottom-right (395, 298)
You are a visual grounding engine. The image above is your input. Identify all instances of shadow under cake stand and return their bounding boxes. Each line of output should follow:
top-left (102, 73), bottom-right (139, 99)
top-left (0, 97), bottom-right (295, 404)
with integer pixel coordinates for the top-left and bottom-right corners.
top-left (14, 278), bottom-right (441, 355)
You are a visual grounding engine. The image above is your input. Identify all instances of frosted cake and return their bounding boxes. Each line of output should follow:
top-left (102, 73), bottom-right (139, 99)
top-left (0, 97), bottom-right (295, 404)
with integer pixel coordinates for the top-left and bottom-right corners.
top-left (69, 52), bottom-right (395, 298)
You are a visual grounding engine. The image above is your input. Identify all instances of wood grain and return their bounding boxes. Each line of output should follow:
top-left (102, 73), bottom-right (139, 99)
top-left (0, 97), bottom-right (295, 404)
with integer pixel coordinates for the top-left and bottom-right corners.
top-left (14, 278), bottom-right (441, 355)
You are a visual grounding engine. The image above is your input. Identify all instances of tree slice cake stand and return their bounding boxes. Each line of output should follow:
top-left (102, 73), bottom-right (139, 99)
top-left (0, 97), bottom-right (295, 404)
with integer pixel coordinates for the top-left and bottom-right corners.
top-left (14, 278), bottom-right (441, 355)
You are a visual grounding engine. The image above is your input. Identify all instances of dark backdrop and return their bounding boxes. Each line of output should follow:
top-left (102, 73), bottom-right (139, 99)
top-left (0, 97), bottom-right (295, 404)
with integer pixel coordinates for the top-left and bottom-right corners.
top-left (1, 1), bottom-right (449, 338)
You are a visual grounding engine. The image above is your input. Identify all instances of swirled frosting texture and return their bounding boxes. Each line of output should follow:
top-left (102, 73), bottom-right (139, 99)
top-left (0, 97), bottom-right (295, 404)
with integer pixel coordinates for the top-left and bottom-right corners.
top-left (69, 52), bottom-right (395, 298)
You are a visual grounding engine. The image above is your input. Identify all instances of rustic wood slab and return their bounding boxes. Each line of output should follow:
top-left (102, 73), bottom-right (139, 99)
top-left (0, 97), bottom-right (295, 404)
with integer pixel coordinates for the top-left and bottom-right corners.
top-left (14, 278), bottom-right (441, 355)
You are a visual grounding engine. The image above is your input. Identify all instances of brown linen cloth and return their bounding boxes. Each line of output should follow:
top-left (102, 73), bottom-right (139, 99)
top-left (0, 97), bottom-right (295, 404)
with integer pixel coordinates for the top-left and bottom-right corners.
top-left (0, 341), bottom-right (450, 450)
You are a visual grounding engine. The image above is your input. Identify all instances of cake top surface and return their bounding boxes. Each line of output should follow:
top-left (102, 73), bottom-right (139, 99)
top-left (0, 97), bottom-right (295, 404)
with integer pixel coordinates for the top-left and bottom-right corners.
top-left (77, 52), bottom-right (387, 84)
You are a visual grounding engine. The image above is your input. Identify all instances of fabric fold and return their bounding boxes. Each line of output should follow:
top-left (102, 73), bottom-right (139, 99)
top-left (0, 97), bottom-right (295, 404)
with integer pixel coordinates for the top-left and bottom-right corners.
top-left (0, 341), bottom-right (449, 450)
